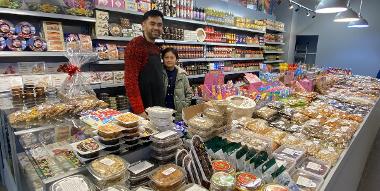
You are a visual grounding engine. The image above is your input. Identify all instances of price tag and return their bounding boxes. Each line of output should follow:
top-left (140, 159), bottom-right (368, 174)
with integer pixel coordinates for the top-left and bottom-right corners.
top-left (306, 162), bottom-right (322, 171)
top-left (296, 176), bottom-right (317, 188)
top-left (99, 158), bottom-right (115, 166)
top-left (154, 130), bottom-right (177, 139)
top-left (129, 161), bottom-right (154, 175)
top-left (282, 148), bottom-right (295, 155)
top-left (162, 167), bottom-right (176, 176)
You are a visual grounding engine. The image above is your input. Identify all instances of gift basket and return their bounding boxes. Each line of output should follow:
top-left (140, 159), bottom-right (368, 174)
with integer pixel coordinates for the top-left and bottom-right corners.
top-left (57, 45), bottom-right (98, 102)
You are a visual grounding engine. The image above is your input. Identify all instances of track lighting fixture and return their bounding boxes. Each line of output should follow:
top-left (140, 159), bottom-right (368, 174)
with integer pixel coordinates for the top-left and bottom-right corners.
top-left (307, 11), bottom-right (311, 16)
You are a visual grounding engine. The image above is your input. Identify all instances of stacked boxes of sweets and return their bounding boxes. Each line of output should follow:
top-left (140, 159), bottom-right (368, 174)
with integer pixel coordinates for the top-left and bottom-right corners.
top-left (114, 112), bottom-right (141, 146)
top-left (146, 106), bottom-right (176, 131)
top-left (0, 19), bottom-right (47, 52)
top-left (96, 10), bottom-right (109, 37)
top-left (126, 160), bottom-right (157, 189)
top-left (87, 154), bottom-right (130, 189)
top-left (150, 130), bottom-right (184, 164)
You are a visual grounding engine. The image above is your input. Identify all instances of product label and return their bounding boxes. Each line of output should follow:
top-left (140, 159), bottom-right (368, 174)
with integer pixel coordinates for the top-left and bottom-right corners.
top-left (296, 176), bottom-right (317, 188)
top-left (186, 184), bottom-right (207, 191)
top-left (162, 167), bottom-right (176, 176)
top-left (99, 158), bottom-right (115, 166)
top-left (57, 178), bottom-right (89, 191)
top-left (306, 162), bottom-right (322, 171)
top-left (282, 148), bottom-right (296, 155)
top-left (154, 130), bottom-right (177, 139)
top-left (129, 161), bottom-right (154, 175)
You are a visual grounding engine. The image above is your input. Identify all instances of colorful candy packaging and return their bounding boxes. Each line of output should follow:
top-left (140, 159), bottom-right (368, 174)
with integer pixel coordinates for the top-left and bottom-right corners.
top-left (15, 21), bottom-right (36, 39)
top-left (0, 19), bottom-right (15, 38)
top-left (27, 36), bottom-right (47, 51)
top-left (6, 35), bottom-right (26, 51)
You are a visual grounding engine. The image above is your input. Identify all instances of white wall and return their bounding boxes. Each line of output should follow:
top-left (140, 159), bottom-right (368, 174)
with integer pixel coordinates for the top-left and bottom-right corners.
top-left (275, 0), bottom-right (380, 77)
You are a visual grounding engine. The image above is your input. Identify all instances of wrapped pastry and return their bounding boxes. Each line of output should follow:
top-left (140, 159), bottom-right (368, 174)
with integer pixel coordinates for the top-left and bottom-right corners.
top-left (106, 44), bottom-right (118, 60)
top-left (270, 117), bottom-right (291, 131)
top-left (245, 118), bottom-right (271, 135)
top-left (27, 36), bottom-right (47, 51)
top-left (280, 134), bottom-right (303, 146)
top-left (109, 23), bottom-right (123, 37)
top-left (150, 164), bottom-right (186, 191)
top-left (298, 140), bottom-right (322, 156)
top-left (265, 129), bottom-right (288, 145)
top-left (89, 155), bottom-right (129, 181)
top-left (0, 19), bottom-right (15, 37)
top-left (15, 21), bottom-right (36, 38)
top-left (314, 147), bottom-right (342, 165)
top-left (254, 106), bottom-right (278, 121)
top-left (6, 35), bottom-right (26, 51)
top-left (291, 170), bottom-right (323, 191)
top-left (292, 113), bottom-right (309, 124)
top-left (298, 157), bottom-right (331, 177)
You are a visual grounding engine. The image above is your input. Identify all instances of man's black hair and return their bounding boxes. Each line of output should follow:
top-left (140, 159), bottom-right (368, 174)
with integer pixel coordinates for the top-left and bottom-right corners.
top-left (143, 10), bottom-right (164, 22)
top-left (162, 47), bottom-right (179, 60)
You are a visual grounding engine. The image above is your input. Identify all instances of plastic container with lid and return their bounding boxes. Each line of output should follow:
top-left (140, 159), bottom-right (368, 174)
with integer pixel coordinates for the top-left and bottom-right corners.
top-left (210, 172), bottom-right (235, 191)
top-left (151, 138), bottom-right (182, 149)
top-left (291, 169), bottom-right (324, 191)
top-left (273, 145), bottom-right (306, 162)
top-left (178, 183), bottom-right (209, 191)
top-left (151, 143), bottom-right (183, 156)
top-left (151, 130), bottom-right (180, 143)
top-left (146, 106), bottom-right (176, 119)
top-left (70, 138), bottom-right (104, 159)
top-left (88, 155), bottom-right (129, 181)
top-left (273, 154), bottom-right (296, 172)
top-left (133, 186), bottom-right (154, 191)
top-left (152, 152), bottom-right (176, 164)
top-left (297, 157), bottom-right (331, 178)
top-left (149, 164), bottom-right (186, 190)
top-left (101, 185), bottom-right (130, 191)
top-left (50, 174), bottom-right (96, 191)
top-left (234, 172), bottom-right (262, 191)
top-left (115, 113), bottom-right (141, 128)
top-left (260, 184), bottom-right (289, 191)
top-left (187, 116), bottom-right (215, 131)
top-left (211, 160), bottom-right (235, 174)
top-left (128, 161), bottom-right (156, 180)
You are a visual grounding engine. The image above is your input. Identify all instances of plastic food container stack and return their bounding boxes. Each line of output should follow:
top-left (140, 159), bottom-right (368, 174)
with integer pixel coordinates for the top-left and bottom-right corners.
top-left (50, 175), bottom-right (96, 191)
top-left (146, 106), bottom-right (176, 131)
top-left (115, 113), bottom-right (142, 146)
top-left (101, 185), bottom-right (129, 191)
top-left (150, 130), bottom-right (183, 164)
top-left (88, 155), bottom-right (130, 189)
top-left (149, 164), bottom-right (186, 191)
top-left (187, 115), bottom-right (216, 141)
top-left (127, 160), bottom-right (156, 190)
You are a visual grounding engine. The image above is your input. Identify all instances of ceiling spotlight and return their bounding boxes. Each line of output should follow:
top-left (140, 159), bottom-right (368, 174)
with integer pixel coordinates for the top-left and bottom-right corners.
top-left (289, 3), bottom-right (294, 9)
top-left (315, 0), bottom-right (348, 14)
top-left (334, 1), bottom-right (359, 22)
top-left (295, 7), bottom-right (300, 12)
top-left (334, 8), bottom-right (359, 22)
top-left (347, 0), bottom-right (369, 28)
top-left (347, 16), bottom-right (368, 27)
top-left (312, 14), bottom-right (316, 18)
top-left (307, 12), bottom-right (311, 16)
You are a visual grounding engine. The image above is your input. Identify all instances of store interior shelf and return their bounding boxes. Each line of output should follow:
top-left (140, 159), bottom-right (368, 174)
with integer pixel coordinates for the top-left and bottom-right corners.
top-left (90, 83), bottom-right (124, 89)
top-left (264, 60), bottom-right (285, 63)
top-left (92, 36), bottom-right (134, 41)
top-left (94, 6), bottom-right (266, 34)
top-left (206, 22), bottom-right (266, 34)
top-left (95, 6), bottom-right (144, 16)
top-left (0, 51), bottom-right (65, 57)
top-left (155, 39), bottom-right (205, 45)
top-left (264, 51), bottom-right (285, 54)
top-left (266, 28), bottom-right (286, 33)
top-left (188, 69), bottom-right (259, 79)
top-left (95, 60), bottom-right (124, 65)
top-left (265, 41), bottom-right (285, 45)
top-left (0, 8), bottom-right (96, 22)
top-left (179, 57), bottom-right (264, 62)
top-left (205, 42), bottom-right (262, 48)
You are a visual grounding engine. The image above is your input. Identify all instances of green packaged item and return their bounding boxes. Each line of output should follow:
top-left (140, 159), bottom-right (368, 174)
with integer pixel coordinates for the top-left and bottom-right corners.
top-left (272, 166), bottom-right (300, 191)
top-left (249, 151), bottom-right (269, 169)
top-left (245, 149), bottom-right (257, 161)
top-left (222, 142), bottom-right (242, 155)
top-left (236, 146), bottom-right (249, 160)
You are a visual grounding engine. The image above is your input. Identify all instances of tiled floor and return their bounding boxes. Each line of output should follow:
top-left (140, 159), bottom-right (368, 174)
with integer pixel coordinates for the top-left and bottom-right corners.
top-left (357, 128), bottom-right (380, 191)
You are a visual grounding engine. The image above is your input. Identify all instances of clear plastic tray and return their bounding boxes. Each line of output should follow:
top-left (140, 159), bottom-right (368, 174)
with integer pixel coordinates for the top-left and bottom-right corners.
top-left (187, 116), bottom-right (215, 131)
top-left (146, 106), bottom-right (176, 118)
top-left (273, 145), bottom-right (306, 162)
top-left (128, 161), bottom-right (156, 180)
top-left (152, 152), bottom-right (176, 162)
top-left (50, 174), bottom-right (96, 191)
top-left (133, 186), bottom-right (154, 191)
top-left (151, 143), bottom-right (183, 154)
top-left (273, 154), bottom-right (296, 172)
top-left (210, 172), bottom-right (235, 190)
top-left (98, 124), bottom-right (124, 139)
top-left (149, 164), bottom-right (186, 190)
top-left (291, 169), bottom-right (324, 191)
top-left (88, 155), bottom-right (129, 181)
top-left (178, 183), bottom-right (208, 191)
top-left (175, 149), bottom-right (189, 167)
top-left (297, 157), bottom-right (331, 178)
top-left (150, 130), bottom-right (180, 144)
top-left (70, 138), bottom-right (104, 158)
top-left (101, 185), bottom-right (130, 191)
top-left (115, 113), bottom-right (141, 127)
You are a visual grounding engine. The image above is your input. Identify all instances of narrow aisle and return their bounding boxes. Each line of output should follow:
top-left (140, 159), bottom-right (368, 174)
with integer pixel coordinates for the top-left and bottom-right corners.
top-left (357, 126), bottom-right (380, 191)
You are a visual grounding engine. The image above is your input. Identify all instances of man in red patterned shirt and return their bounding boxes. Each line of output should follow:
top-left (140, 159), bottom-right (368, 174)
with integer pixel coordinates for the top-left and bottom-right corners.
top-left (124, 10), bottom-right (165, 118)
